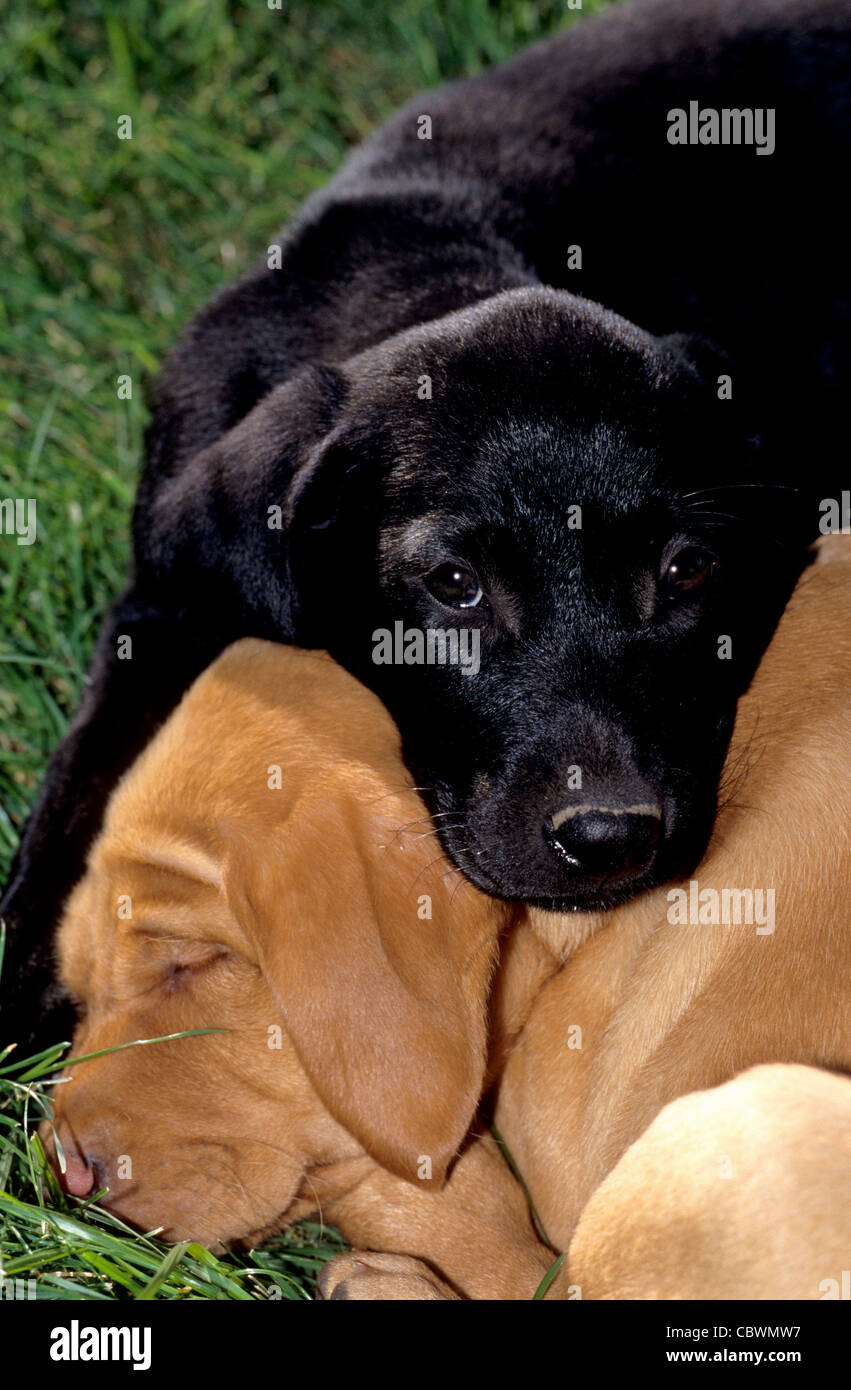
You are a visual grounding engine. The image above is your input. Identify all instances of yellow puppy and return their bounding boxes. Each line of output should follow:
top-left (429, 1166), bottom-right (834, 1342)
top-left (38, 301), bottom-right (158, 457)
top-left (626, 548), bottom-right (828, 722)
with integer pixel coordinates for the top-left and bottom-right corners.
top-left (42, 643), bottom-right (542, 1291)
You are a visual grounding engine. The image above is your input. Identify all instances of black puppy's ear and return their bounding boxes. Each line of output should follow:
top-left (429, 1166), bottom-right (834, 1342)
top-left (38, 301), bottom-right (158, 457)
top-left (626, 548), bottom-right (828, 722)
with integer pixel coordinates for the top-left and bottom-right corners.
top-left (286, 433), bottom-right (380, 641)
top-left (142, 362), bottom-right (350, 622)
top-left (658, 331), bottom-right (734, 389)
top-left (658, 332), bottom-right (760, 445)
top-left (287, 433), bottom-right (361, 534)
top-left (285, 390), bottom-right (391, 636)
top-left (658, 330), bottom-right (766, 466)
top-left (659, 333), bottom-right (818, 547)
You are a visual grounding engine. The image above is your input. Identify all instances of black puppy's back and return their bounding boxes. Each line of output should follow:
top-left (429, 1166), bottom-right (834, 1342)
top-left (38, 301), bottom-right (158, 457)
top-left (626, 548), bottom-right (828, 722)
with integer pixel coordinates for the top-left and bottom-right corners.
top-left (149, 0), bottom-right (850, 497)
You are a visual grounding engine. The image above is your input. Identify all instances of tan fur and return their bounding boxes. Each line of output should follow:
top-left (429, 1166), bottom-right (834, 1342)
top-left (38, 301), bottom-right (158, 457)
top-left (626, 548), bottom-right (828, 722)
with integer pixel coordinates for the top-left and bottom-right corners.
top-left (44, 643), bottom-right (515, 1251)
top-left (566, 1063), bottom-right (851, 1300)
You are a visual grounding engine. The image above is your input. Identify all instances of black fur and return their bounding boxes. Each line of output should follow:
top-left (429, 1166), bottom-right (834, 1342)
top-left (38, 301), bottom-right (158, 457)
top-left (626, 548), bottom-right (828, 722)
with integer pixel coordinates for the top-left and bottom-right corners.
top-left (3, 0), bottom-right (849, 1044)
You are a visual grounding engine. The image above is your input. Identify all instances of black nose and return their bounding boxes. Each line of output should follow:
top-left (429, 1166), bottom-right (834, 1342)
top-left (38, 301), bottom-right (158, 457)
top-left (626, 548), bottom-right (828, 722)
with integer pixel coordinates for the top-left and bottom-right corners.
top-left (545, 807), bottom-right (661, 884)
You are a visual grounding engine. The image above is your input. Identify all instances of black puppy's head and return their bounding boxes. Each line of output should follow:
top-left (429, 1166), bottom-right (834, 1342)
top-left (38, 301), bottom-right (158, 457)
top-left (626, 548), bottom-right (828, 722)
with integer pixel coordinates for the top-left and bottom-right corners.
top-left (284, 287), bottom-right (806, 910)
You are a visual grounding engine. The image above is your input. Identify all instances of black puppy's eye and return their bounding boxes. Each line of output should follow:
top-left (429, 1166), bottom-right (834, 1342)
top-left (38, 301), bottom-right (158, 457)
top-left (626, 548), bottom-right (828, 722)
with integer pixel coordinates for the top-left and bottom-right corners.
top-left (423, 562), bottom-right (484, 609)
top-left (663, 547), bottom-right (716, 601)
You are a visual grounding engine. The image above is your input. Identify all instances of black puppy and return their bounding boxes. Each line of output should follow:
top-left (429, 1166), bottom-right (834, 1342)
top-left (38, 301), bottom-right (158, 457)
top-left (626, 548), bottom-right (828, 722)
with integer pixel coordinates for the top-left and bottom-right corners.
top-left (3, 0), bottom-right (849, 1043)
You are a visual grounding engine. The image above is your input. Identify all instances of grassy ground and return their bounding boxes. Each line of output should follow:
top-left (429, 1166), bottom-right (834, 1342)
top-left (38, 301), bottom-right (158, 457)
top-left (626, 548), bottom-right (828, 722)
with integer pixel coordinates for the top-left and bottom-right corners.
top-left (0, 0), bottom-right (613, 1300)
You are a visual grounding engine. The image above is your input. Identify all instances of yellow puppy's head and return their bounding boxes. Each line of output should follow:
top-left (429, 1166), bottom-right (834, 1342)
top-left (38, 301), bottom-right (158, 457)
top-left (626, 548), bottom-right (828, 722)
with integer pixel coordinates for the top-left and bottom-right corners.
top-left (43, 642), bottom-right (513, 1246)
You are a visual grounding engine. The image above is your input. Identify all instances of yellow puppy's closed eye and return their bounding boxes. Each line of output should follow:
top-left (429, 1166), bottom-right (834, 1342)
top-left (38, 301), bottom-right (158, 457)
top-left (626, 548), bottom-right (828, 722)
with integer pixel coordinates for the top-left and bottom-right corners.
top-left (161, 952), bottom-right (230, 994)
top-left (126, 931), bottom-right (235, 996)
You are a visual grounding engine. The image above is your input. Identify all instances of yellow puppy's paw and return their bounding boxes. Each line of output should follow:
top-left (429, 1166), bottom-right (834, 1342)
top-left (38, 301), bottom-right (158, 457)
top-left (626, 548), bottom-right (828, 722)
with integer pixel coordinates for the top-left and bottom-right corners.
top-left (317, 1251), bottom-right (460, 1301)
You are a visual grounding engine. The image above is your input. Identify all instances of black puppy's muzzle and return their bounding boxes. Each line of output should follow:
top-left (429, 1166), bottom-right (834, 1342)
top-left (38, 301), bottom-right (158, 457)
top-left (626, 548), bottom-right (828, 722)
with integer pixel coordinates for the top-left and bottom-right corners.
top-left (544, 803), bottom-right (661, 887)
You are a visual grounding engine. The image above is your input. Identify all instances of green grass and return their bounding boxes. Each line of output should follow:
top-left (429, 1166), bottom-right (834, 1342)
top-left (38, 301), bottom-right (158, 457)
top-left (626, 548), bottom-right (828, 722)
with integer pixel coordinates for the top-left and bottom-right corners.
top-left (0, 0), bottom-right (615, 1301)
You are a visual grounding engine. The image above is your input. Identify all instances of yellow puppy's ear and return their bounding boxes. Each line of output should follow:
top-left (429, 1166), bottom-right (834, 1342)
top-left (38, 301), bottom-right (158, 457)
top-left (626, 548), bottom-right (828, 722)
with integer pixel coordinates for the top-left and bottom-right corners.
top-left (222, 785), bottom-right (509, 1186)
